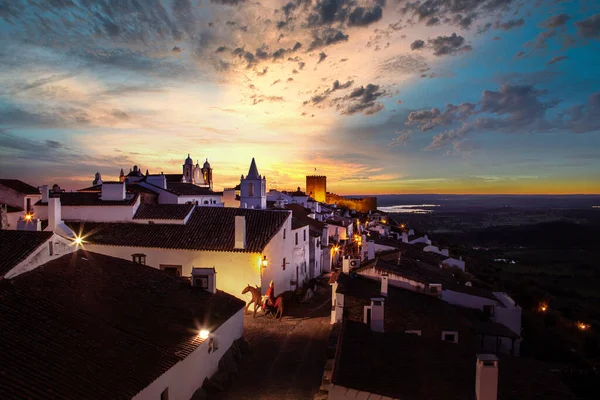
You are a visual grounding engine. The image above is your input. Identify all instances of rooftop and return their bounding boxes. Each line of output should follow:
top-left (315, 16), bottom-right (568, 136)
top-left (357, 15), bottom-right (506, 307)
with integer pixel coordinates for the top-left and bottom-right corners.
top-left (0, 179), bottom-right (40, 195)
top-left (0, 230), bottom-right (53, 277)
top-left (166, 182), bottom-right (221, 196)
top-left (68, 207), bottom-right (290, 253)
top-left (133, 203), bottom-right (195, 220)
top-left (35, 192), bottom-right (139, 207)
top-left (333, 320), bottom-right (575, 400)
top-left (77, 183), bottom-right (158, 195)
top-left (0, 250), bottom-right (245, 400)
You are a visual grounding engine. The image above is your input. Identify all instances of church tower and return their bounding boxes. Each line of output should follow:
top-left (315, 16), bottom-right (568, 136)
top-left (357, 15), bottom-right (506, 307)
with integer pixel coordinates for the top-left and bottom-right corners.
top-left (201, 158), bottom-right (213, 189)
top-left (240, 158), bottom-right (266, 209)
top-left (182, 154), bottom-right (194, 183)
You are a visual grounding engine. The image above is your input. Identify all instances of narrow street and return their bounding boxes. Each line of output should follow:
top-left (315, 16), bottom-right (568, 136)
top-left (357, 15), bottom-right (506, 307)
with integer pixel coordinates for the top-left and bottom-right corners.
top-left (211, 281), bottom-right (332, 400)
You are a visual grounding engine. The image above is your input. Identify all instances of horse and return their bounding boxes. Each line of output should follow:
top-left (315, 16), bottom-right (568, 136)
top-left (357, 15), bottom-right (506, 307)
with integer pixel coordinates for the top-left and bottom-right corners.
top-left (241, 284), bottom-right (263, 317)
top-left (265, 296), bottom-right (284, 320)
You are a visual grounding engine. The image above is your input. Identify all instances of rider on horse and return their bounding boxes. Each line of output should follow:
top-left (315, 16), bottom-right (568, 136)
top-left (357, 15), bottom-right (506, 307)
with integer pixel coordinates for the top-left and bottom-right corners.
top-left (263, 280), bottom-right (275, 310)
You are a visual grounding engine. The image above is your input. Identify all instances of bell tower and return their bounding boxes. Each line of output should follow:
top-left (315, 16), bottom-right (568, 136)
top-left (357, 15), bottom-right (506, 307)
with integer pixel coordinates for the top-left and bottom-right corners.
top-left (239, 158), bottom-right (266, 209)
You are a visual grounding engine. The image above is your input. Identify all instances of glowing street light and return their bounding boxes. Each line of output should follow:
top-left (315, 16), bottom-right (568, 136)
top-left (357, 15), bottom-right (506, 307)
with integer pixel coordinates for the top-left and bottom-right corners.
top-left (261, 256), bottom-right (268, 268)
top-left (538, 302), bottom-right (548, 312)
top-left (199, 329), bottom-right (210, 339)
top-left (577, 322), bottom-right (589, 331)
top-left (25, 214), bottom-right (32, 220)
top-left (74, 237), bottom-right (83, 245)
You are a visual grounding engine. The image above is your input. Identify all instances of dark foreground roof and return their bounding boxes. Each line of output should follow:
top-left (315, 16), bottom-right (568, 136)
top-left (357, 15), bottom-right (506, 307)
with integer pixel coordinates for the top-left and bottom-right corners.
top-left (0, 231), bottom-right (53, 277)
top-left (35, 192), bottom-right (139, 206)
top-left (0, 179), bottom-right (40, 195)
top-left (133, 203), bottom-right (195, 220)
top-left (333, 320), bottom-right (576, 400)
top-left (77, 183), bottom-right (158, 195)
top-left (0, 251), bottom-right (245, 400)
top-left (68, 207), bottom-right (290, 253)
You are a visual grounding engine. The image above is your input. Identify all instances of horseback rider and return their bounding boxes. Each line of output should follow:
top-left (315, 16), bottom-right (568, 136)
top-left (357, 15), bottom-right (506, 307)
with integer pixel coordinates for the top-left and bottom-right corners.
top-left (263, 280), bottom-right (275, 310)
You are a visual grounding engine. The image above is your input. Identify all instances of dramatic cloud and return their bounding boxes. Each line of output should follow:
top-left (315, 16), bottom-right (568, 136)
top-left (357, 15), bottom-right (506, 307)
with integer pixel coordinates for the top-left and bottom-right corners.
top-left (547, 55), bottom-right (568, 65)
top-left (401, 84), bottom-right (563, 150)
top-left (576, 14), bottom-right (600, 39)
top-left (317, 51), bottom-right (328, 63)
top-left (410, 39), bottom-right (425, 50)
top-left (303, 79), bottom-right (354, 105)
top-left (543, 13), bottom-right (570, 29)
top-left (494, 18), bottom-right (524, 31)
top-left (308, 28), bottom-right (349, 50)
top-left (559, 92), bottom-right (600, 133)
top-left (428, 33), bottom-right (472, 56)
top-left (336, 84), bottom-right (387, 116)
top-left (348, 5), bottom-right (384, 27)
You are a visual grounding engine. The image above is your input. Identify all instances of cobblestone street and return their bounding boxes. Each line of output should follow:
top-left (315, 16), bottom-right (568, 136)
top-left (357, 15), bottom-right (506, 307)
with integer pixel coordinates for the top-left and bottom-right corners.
top-left (212, 280), bottom-right (332, 400)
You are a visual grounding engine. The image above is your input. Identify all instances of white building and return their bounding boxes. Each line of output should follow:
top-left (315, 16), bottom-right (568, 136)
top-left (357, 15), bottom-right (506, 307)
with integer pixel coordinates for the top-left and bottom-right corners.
top-left (65, 206), bottom-right (304, 298)
top-left (0, 179), bottom-right (41, 229)
top-left (239, 158), bottom-right (266, 210)
top-left (0, 248), bottom-right (245, 400)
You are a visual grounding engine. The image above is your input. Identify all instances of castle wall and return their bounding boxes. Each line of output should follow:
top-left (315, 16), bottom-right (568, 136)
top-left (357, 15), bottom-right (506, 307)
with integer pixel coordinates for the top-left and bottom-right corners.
top-left (326, 194), bottom-right (377, 213)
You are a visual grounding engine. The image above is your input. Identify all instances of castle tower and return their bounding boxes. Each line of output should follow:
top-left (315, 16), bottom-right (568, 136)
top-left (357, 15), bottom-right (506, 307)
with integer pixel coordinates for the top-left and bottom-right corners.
top-left (240, 158), bottom-right (266, 209)
top-left (306, 175), bottom-right (327, 203)
top-left (182, 154), bottom-right (194, 183)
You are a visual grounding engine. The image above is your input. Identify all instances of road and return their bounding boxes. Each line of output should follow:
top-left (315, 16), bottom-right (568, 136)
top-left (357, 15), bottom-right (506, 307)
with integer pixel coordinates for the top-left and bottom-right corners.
top-left (212, 283), bottom-right (332, 400)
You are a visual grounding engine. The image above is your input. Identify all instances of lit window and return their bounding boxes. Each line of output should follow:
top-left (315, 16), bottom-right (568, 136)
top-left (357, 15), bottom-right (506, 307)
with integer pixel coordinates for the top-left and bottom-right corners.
top-left (249, 183), bottom-right (254, 197)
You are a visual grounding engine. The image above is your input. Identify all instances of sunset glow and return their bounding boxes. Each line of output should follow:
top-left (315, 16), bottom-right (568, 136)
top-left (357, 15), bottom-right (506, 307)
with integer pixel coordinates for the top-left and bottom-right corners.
top-left (0, 1), bottom-right (599, 194)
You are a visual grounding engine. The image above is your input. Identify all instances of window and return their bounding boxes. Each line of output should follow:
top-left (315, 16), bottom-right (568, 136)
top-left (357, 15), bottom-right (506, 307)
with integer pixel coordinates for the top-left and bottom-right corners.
top-left (304, 230), bottom-right (306, 241)
top-left (160, 388), bottom-right (169, 400)
top-left (131, 254), bottom-right (146, 265)
top-left (160, 265), bottom-right (182, 277)
top-left (49, 242), bottom-right (53, 256)
top-left (283, 229), bottom-right (286, 239)
top-left (204, 200), bottom-right (209, 204)
top-left (442, 331), bottom-right (459, 343)
top-left (295, 232), bottom-right (298, 245)
top-left (194, 275), bottom-right (209, 289)
top-left (282, 257), bottom-right (286, 271)
top-left (483, 305), bottom-right (495, 318)
top-left (249, 183), bottom-right (254, 196)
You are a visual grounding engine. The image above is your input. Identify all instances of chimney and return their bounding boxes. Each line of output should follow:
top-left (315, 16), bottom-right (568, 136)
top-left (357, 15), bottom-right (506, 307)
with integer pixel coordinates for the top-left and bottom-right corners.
top-left (101, 182), bottom-right (126, 201)
top-left (40, 185), bottom-right (49, 203)
top-left (401, 232), bottom-right (408, 243)
top-left (476, 354), bottom-right (498, 400)
top-left (381, 274), bottom-right (389, 297)
top-left (191, 268), bottom-right (217, 293)
top-left (235, 215), bottom-right (246, 249)
top-left (364, 298), bottom-right (384, 332)
top-left (48, 194), bottom-right (62, 232)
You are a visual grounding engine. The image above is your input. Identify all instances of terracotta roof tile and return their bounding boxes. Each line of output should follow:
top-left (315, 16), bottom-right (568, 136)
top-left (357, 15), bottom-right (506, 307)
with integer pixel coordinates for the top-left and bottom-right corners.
top-left (35, 192), bottom-right (139, 206)
top-left (133, 204), bottom-right (194, 220)
top-left (68, 207), bottom-right (289, 253)
top-left (0, 179), bottom-right (40, 195)
top-left (0, 231), bottom-right (53, 277)
top-left (333, 320), bottom-right (575, 400)
top-left (0, 250), bottom-right (245, 400)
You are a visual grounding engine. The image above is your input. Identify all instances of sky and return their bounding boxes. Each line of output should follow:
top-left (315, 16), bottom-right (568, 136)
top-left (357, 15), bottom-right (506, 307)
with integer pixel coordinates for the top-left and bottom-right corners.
top-left (0, 0), bottom-right (599, 195)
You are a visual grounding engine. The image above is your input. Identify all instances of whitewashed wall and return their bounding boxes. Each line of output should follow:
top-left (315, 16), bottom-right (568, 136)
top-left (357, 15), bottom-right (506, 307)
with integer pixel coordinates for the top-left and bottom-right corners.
top-left (34, 199), bottom-right (140, 223)
top-left (132, 308), bottom-right (244, 400)
top-left (4, 235), bottom-right (74, 279)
